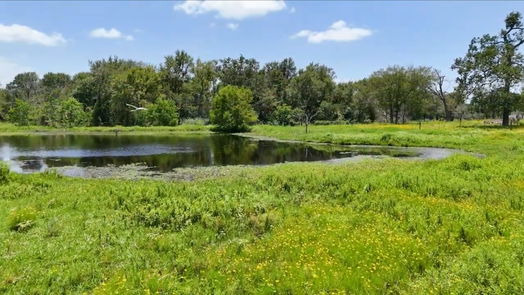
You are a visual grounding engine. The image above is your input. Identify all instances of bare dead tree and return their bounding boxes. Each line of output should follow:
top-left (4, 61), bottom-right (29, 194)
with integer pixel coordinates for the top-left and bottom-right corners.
top-left (429, 69), bottom-right (453, 121)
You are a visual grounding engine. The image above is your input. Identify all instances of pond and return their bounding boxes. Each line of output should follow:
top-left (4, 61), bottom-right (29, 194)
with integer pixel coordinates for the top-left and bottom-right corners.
top-left (0, 134), bottom-right (459, 176)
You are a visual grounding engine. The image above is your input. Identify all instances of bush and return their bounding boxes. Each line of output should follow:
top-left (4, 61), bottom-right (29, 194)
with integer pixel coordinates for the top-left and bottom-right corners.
top-left (146, 98), bottom-right (179, 126)
top-left (272, 105), bottom-right (294, 126)
top-left (210, 85), bottom-right (257, 132)
top-left (317, 101), bottom-right (340, 121)
top-left (55, 97), bottom-right (90, 128)
top-left (272, 106), bottom-right (310, 126)
top-left (7, 207), bottom-right (38, 232)
top-left (7, 99), bottom-right (31, 126)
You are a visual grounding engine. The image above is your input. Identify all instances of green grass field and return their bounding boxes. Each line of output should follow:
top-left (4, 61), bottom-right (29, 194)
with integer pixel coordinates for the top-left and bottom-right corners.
top-left (1, 121), bottom-right (524, 294)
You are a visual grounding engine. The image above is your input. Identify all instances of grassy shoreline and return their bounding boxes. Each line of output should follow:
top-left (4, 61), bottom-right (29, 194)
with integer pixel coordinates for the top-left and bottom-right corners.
top-left (1, 120), bottom-right (522, 152)
top-left (1, 121), bottom-right (524, 294)
top-left (0, 122), bottom-right (212, 135)
top-left (250, 121), bottom-right (524, 155)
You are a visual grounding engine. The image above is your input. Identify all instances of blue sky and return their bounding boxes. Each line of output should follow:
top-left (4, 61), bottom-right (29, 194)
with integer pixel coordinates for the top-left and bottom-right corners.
top-left (1, 1), bottom-right (523, 87)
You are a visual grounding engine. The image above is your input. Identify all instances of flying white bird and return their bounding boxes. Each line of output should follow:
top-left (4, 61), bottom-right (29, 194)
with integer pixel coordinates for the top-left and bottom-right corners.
top-left (126, 104), bottom-right (148, 112)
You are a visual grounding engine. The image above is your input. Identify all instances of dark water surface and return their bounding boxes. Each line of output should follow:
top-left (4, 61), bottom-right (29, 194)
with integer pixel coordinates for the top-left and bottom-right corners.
top-left (0, 134), bottom-right (449, 174)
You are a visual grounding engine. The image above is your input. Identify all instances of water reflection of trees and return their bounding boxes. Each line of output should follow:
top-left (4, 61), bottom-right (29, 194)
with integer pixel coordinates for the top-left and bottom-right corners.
top-left (1, 134), bottom-right (401, 173)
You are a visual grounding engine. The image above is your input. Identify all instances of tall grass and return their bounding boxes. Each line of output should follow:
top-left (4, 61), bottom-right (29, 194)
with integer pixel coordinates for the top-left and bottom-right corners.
top-left (1, 121), bottom-right (524, 294)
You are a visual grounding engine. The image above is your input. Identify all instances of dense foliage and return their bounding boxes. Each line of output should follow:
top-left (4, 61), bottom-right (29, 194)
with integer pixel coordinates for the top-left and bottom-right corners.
top-left (1, 122), bottom-right (524, 294)
top-left (210, 85), bottom-right (257, 132)
top-left (6, 99), bottom-right (31, 126)
top-left (453, 11), bottom-right (524, 126)
top-left (144, 98), bottom-right (180, 126)
top-left (0, 12), bottom-right (522, 130)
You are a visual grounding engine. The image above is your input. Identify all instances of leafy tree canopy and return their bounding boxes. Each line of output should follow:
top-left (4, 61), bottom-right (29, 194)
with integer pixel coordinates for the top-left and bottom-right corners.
top-left (210, 85), bottom-right (257, 132)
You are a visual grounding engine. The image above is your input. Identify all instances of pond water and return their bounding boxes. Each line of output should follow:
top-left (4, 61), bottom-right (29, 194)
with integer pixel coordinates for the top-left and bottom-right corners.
top-left (0, 134), bottom-right (457, 175)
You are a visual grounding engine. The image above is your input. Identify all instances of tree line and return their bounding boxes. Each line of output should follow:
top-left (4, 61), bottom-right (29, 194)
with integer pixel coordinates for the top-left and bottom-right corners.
top-left (1, 11), bottom-right (523, 129)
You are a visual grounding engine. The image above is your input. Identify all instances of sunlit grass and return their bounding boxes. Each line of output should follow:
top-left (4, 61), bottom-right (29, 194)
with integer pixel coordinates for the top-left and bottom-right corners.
top-left (250, 121), bottom-right (524, 155)
top-left (1, 121), bottom-right (524, 294)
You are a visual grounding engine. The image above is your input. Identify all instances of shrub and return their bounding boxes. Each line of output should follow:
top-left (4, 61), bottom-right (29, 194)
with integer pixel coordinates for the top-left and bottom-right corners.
top-left (146, 98), bottom-right (179, 126)
top-left (7, 207), bottom-right (38, 232)
top-left (317, 101), bottom-right (340, 121)
top-left (7, 99), bottom-right (31, 126)
top-left (210, 85), bottom-right (257, 132)
top-left (272, 105), bottom-right (294, 126)
top-left (54, 97), bottom-right (90, 128)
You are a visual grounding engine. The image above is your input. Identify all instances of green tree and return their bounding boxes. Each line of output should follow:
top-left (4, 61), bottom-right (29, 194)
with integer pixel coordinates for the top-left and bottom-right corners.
top-left (253, 58), bottom-right (297, 123)
top-left (0, 89), bottom-right (9, 120)
top-left (453, 12), bottom-right (524, 126)
top-left (161, 50), bottom-right (194, 95)
top-left (41, 97), bottom-right (61, 126)
top-left (6, 72), bottom-right (40, 101)
top-left (42, 73), bottom-right (71, 91)
top-left (287, 63), bottom-right (335, 132)
top-left (7, 99), bottom-right (31, 126)
top-left (89, 57), bottom-right (141, 126)
top-left (161, 51), bottom-right (194, 120)
top-left (317, 101), bottom-right (340, 121)
top-left (368, 66), bottom-right (433, 123)
top-left (111, 66), bottom-right (161, 126)
top-left (272, 104), bottom-right (295, 125)
top-left (217, 55), bottom-right (260, 89)
top-left (72, 72), bottom-right (97, 108)
top-left (252, 86), bottom-right (278, 123)
top-left (277, 58), bottom-right (298, 102)
top-left (350, 79), bottom-right (377, 123)
top-left (332, 82), bottom-right (354, 120)
top-left (37, 73), bottom-right (76, 126)
top-left (210, 85), bottom-right (257, 132)
top-left (55, 98), bottom-right (90, 127)
top-left (188, 59), bottom-right (217, 118)
top-left (145, 98), bottom-right (179, 126)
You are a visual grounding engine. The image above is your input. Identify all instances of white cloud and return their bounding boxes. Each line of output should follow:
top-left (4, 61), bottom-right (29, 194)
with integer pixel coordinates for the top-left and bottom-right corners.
top-left (174, 0), bottom-right (286, 20)
top-left (226, 23), bottom-right (239, 30)
top-left (292, 20), bottom-right (372, 44)
top-left (0, 57), bottom-right (32, 87)
top-left (89, 28), bottom-right (134, 41)
top-left (0, 24), bottom-right (66, 46)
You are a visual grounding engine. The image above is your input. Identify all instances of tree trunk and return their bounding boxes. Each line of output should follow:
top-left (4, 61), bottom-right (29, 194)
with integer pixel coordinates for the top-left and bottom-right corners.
top-left (502, 80), bottom-right (511, 127)
top-left (502, 107), bottom-right (510, 127)
top-left (442, 99), bottom-right (452, 121)
top-left (305, 114), bottom-right (309, 133)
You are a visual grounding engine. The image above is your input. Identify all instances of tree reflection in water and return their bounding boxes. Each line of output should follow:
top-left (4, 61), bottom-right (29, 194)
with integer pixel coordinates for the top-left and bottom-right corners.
top-left (0, 134), bottom-right (420, 173)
